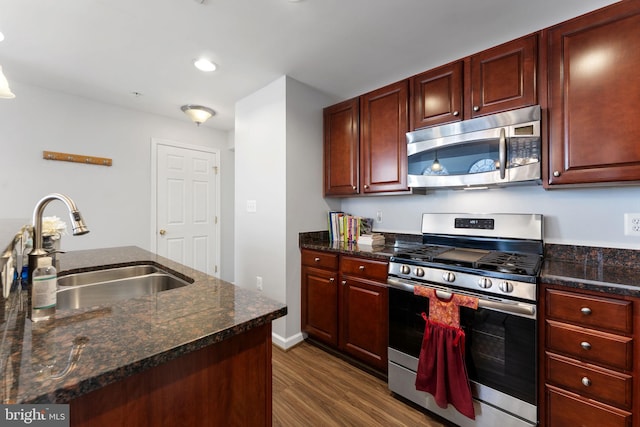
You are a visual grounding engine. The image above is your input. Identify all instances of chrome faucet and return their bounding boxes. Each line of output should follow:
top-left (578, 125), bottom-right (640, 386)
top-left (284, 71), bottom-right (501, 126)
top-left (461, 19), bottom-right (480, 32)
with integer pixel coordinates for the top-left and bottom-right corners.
top-left (29, 193), bottom-right (89, 278)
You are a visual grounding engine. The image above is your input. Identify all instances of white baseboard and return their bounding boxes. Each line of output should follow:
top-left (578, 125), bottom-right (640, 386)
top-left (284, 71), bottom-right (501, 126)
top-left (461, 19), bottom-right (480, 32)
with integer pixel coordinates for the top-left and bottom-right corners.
top-left (272, 331), bottom-right (305, 350)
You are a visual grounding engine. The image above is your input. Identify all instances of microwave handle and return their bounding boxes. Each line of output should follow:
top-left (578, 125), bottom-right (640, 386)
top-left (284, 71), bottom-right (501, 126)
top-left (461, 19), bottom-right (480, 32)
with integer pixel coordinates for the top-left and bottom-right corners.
top-left (499, 127), bottom-right (506, 179)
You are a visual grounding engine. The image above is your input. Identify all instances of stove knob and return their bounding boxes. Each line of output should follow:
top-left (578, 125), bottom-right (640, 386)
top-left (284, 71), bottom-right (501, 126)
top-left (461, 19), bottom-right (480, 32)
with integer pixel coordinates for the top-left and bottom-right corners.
top-left (400, 265), bottom-right (411, 275)
top-left (499, 281), bottom-right (514, 293)
top-left (478, 278), bottom-right (492, 289)
top-left (415, 267), bottom-right (425, 277)
top-left (442, 272), bottom-right (455, 282)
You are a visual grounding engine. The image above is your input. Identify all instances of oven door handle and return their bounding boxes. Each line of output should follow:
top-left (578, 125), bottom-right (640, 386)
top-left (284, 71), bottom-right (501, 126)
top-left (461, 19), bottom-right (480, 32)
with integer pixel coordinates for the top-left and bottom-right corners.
top-left (387, 277), bottom-right (536, 318)
top-left (499, 127), bottom-right (507, 180)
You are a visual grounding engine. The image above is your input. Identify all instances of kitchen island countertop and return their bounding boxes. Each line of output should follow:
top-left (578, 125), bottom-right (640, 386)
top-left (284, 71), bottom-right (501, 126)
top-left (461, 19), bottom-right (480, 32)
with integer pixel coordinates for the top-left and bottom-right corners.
top-left (0, 246), bottom-right (287, 404)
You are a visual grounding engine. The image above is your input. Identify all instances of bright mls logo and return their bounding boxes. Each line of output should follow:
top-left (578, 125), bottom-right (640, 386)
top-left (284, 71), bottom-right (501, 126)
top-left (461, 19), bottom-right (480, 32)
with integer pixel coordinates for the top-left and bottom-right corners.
top-left (1, 405), bottom-right (69, 426)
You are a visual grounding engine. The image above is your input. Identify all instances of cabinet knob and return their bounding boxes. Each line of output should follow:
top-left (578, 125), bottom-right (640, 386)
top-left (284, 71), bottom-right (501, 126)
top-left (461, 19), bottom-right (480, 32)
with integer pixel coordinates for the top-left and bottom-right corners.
top-left (329, 277), bottom-right (335, 283)
top-left (453, 111), bottom-right (459, 116)
top-left (341, 280), bottom-right (347, 286)
top-left (364, 185), bottom-right (369, 189)
top-left (553, 171), bottom-right (561, 177)
top-left (580, 341), bottom-right (592, 350)
top-left (352, 186), bottom-right (357, 190)
top-left (159, 229), bottom-right (166, 235)
top-left (473, 106), bottom-right (480, 112)
top-left (581, 307), bottom-right (592, 315)
top-left (314, 257), bottom-right (320, 263)
top-left (581, 377), bottom-right (592, 387)
top-left (359, 265), bottom-right (365, 271)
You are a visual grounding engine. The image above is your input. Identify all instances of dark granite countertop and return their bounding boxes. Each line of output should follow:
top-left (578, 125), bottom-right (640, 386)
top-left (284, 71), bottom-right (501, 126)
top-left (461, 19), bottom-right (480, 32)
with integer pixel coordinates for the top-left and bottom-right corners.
top-left (540, 244), bottom-right (640, 298)
top-left (300, 232), bottom-right (640, 298)
top-left (0, 246), bottom-right (287, 404)
top-left (299, 230), bottom-right (422, 260)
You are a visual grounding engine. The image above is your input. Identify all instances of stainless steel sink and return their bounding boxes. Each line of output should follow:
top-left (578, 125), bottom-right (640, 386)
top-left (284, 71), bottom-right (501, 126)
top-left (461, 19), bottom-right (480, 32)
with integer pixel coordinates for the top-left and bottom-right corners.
top-left (57, 265), bottom-right (192, 310)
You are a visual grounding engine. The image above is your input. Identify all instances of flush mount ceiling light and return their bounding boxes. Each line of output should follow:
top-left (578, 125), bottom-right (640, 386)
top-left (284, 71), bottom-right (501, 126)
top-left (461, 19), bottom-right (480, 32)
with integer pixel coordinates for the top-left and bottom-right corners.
top-left (193, 58), bottom-right (217, 72)
top-left (181, 105), bottom-right (215, 126)
top-left (0, 66), bottom-right (15, 99)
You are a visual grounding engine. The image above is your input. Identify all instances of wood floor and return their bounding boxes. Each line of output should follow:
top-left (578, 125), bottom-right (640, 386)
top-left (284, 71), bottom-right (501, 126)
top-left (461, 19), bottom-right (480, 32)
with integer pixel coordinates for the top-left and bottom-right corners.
top-left (272, 341), bottom-right (450, 427)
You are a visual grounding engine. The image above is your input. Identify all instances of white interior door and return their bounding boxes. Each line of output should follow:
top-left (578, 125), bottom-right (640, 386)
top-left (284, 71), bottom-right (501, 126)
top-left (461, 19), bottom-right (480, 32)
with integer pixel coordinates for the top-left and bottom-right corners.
top-left (153, 140), bottom-right (219, 276)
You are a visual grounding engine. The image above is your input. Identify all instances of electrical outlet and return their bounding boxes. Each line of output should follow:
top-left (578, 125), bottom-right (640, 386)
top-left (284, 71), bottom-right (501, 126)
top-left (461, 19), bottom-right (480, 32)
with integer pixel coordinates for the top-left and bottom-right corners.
top-left (624, 213), bottom-right (640, 236)
top-left (376, 210), bottom-right (383, 223)
top-left (256, 276), bottom-right (263, 291)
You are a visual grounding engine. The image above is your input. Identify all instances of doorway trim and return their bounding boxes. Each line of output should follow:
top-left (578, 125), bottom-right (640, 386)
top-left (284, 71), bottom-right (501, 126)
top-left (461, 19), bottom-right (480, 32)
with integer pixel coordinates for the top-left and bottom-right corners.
top-left (150, 138), bottom-right (221, 277)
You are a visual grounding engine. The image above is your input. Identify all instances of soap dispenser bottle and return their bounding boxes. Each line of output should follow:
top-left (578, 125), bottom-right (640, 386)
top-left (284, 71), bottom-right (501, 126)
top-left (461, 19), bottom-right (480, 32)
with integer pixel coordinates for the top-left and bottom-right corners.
top-left (31, 256), bottom-right (57, 321)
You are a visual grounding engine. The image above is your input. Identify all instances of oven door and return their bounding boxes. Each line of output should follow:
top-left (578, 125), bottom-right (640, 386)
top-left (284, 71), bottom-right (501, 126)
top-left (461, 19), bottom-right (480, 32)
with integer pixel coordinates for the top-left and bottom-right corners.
top-left (387, 278), bottom-right (537, 426)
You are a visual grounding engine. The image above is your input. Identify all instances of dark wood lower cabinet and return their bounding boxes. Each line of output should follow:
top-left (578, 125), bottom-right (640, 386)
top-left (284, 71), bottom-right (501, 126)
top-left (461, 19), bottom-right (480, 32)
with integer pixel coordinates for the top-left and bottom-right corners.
top-left (540, 283), bottom-right (639, 427)
top-left (301, 249), bottom-right (388, 373)
top-left (340, 276), bottom-right (388, 371)
top-left (69, 323), bottom-right (273, 427)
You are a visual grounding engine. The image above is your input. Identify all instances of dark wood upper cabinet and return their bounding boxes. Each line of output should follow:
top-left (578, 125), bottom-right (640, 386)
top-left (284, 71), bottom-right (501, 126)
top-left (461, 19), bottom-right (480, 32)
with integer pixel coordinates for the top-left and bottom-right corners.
top-left (360, 80), bottom-right (409, 194)
top-left (546, 1), bottom-right (640, 186)
top-left (323, 98), bottom-right (359, 196)
top-left (468, 34), bottom-right (538, 118)
top-left (410, 61), bottom-right (463, 129)
top-left (410, 34), bottom-right (537, 131)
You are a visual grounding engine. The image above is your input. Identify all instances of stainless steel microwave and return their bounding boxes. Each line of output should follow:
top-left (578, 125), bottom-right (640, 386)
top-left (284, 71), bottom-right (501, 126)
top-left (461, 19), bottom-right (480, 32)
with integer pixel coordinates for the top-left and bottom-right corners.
top-left (407, 105), bottom-right (541, 189)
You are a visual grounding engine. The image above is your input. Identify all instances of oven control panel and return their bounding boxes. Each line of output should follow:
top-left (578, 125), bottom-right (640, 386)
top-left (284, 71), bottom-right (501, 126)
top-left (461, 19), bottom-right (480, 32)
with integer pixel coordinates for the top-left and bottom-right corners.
top-left (388, 261), bottom-right (537, 303)
top-left (455, 218), bottom-right (494, 230)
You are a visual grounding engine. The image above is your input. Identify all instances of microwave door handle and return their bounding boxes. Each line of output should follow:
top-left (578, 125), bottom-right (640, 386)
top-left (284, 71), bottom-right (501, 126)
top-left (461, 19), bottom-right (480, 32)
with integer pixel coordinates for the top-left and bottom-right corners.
top-left (499, 127), bottom-right (507, 179)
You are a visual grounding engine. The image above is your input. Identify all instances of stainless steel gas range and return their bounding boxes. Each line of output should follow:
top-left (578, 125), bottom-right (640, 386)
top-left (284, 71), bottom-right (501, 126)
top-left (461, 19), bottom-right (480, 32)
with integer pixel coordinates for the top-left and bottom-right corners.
top-left (387, 213), bottom-right (543, 427)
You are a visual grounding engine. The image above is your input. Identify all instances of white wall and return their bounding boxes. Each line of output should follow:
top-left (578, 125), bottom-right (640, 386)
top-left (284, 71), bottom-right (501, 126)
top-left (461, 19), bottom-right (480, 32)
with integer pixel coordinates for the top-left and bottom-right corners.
top-left (234, 76), bottom-right (335, 348)
top-left (0, 81), bottom-right (236, 282)
top-left (340, 185), bottom-right (640, 249)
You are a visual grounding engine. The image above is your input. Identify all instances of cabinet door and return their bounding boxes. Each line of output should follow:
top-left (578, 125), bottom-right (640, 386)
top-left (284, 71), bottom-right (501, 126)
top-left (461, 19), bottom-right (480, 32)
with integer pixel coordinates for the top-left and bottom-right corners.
top-left (410, 61), bottom-right (463, 130)
top-left (301, 265), bottom-right (338, 346)
top-left (339, 276), bottom-right (388, 371)
top-left (468, 33), bottom-right (537, 118)
top-left (323, 98), bottom-right (359, 196)
top-left (360, 80), bottom-right (409, 194)
top-left (547, 2), bottom-right (640, 185)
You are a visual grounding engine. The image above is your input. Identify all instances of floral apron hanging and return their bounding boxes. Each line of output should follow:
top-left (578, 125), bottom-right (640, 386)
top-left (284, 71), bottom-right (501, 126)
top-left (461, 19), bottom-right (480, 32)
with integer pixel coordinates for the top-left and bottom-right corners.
top-left (414, 287), bottom-right (479, 420)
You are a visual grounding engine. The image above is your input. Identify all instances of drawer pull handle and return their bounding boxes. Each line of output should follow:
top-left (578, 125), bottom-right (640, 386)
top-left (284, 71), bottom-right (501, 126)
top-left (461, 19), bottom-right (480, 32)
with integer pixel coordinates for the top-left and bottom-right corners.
top-left (359, 265), bottom-right (365, 271)
top-left (580, 341), bottom-right (592, 350)
top-left (581, 307), bottom-right (592, 315)
top-left (581, 377), bottom-right (592, 387)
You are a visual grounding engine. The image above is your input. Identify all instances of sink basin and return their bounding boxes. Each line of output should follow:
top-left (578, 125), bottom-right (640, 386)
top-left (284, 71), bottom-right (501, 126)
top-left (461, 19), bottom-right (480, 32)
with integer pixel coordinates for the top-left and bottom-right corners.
top-left (57, 265), bottom-right (192, 310)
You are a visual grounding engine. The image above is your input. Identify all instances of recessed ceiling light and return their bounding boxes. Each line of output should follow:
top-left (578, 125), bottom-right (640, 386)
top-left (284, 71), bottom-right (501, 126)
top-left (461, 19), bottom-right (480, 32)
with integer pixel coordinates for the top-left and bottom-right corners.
top-left (194, 58), bottom-right (217, 72)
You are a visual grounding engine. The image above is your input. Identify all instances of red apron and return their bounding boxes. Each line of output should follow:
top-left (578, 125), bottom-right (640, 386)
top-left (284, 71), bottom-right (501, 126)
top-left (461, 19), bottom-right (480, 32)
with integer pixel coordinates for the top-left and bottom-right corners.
top-left (414, 288), bottom-right (478, 420)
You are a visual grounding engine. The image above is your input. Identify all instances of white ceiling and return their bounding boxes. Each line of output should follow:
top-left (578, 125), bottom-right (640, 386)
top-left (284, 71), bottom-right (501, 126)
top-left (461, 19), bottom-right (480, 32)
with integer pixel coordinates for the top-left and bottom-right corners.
top-left (0, 0), bottom-right (618, 131)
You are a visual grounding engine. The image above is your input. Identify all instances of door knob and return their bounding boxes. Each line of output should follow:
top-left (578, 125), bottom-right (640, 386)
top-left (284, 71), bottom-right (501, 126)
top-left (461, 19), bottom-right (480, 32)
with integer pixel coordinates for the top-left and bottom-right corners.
top-left (159, 229), bottom-right (166, 235)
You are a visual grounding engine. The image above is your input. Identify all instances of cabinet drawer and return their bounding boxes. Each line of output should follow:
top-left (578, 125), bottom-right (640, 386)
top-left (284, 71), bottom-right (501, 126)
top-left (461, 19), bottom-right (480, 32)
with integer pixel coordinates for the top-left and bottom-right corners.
top-left (301, 250), bottom-right (339, 270)
top-left (546, 386), bottom-right (632, 427)
top-left (546, 289), bottom-right (632, 334)
top-left (340, 256), bottom-right (388, 281)
top-left (546, 353), bottom-right (632, 409)
top-left (546, 320), bottom-right (633, 371)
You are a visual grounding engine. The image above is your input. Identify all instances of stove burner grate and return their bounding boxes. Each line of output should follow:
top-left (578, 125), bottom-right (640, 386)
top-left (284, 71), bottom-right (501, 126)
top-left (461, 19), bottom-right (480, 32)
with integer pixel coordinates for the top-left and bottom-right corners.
top-left (393, 245), bottom-right (542, 277)
top-left (476, 251), bottom-right (542, 275)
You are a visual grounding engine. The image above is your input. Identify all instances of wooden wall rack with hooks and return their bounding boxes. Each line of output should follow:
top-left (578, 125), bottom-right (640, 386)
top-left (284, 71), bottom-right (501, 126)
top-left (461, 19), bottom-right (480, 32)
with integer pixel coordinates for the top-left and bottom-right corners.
top-left (43, 151), bottom-right (112, 167)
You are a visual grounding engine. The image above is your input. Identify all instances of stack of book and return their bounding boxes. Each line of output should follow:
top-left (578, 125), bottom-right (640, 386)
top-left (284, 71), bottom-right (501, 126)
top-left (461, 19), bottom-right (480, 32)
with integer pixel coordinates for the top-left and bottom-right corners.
top-left (328, 212), bottom-right (374, 243)
top-left (357, 233), bottom-right (385, 246)
top-left (328, 211), bottom-right (359, 243)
